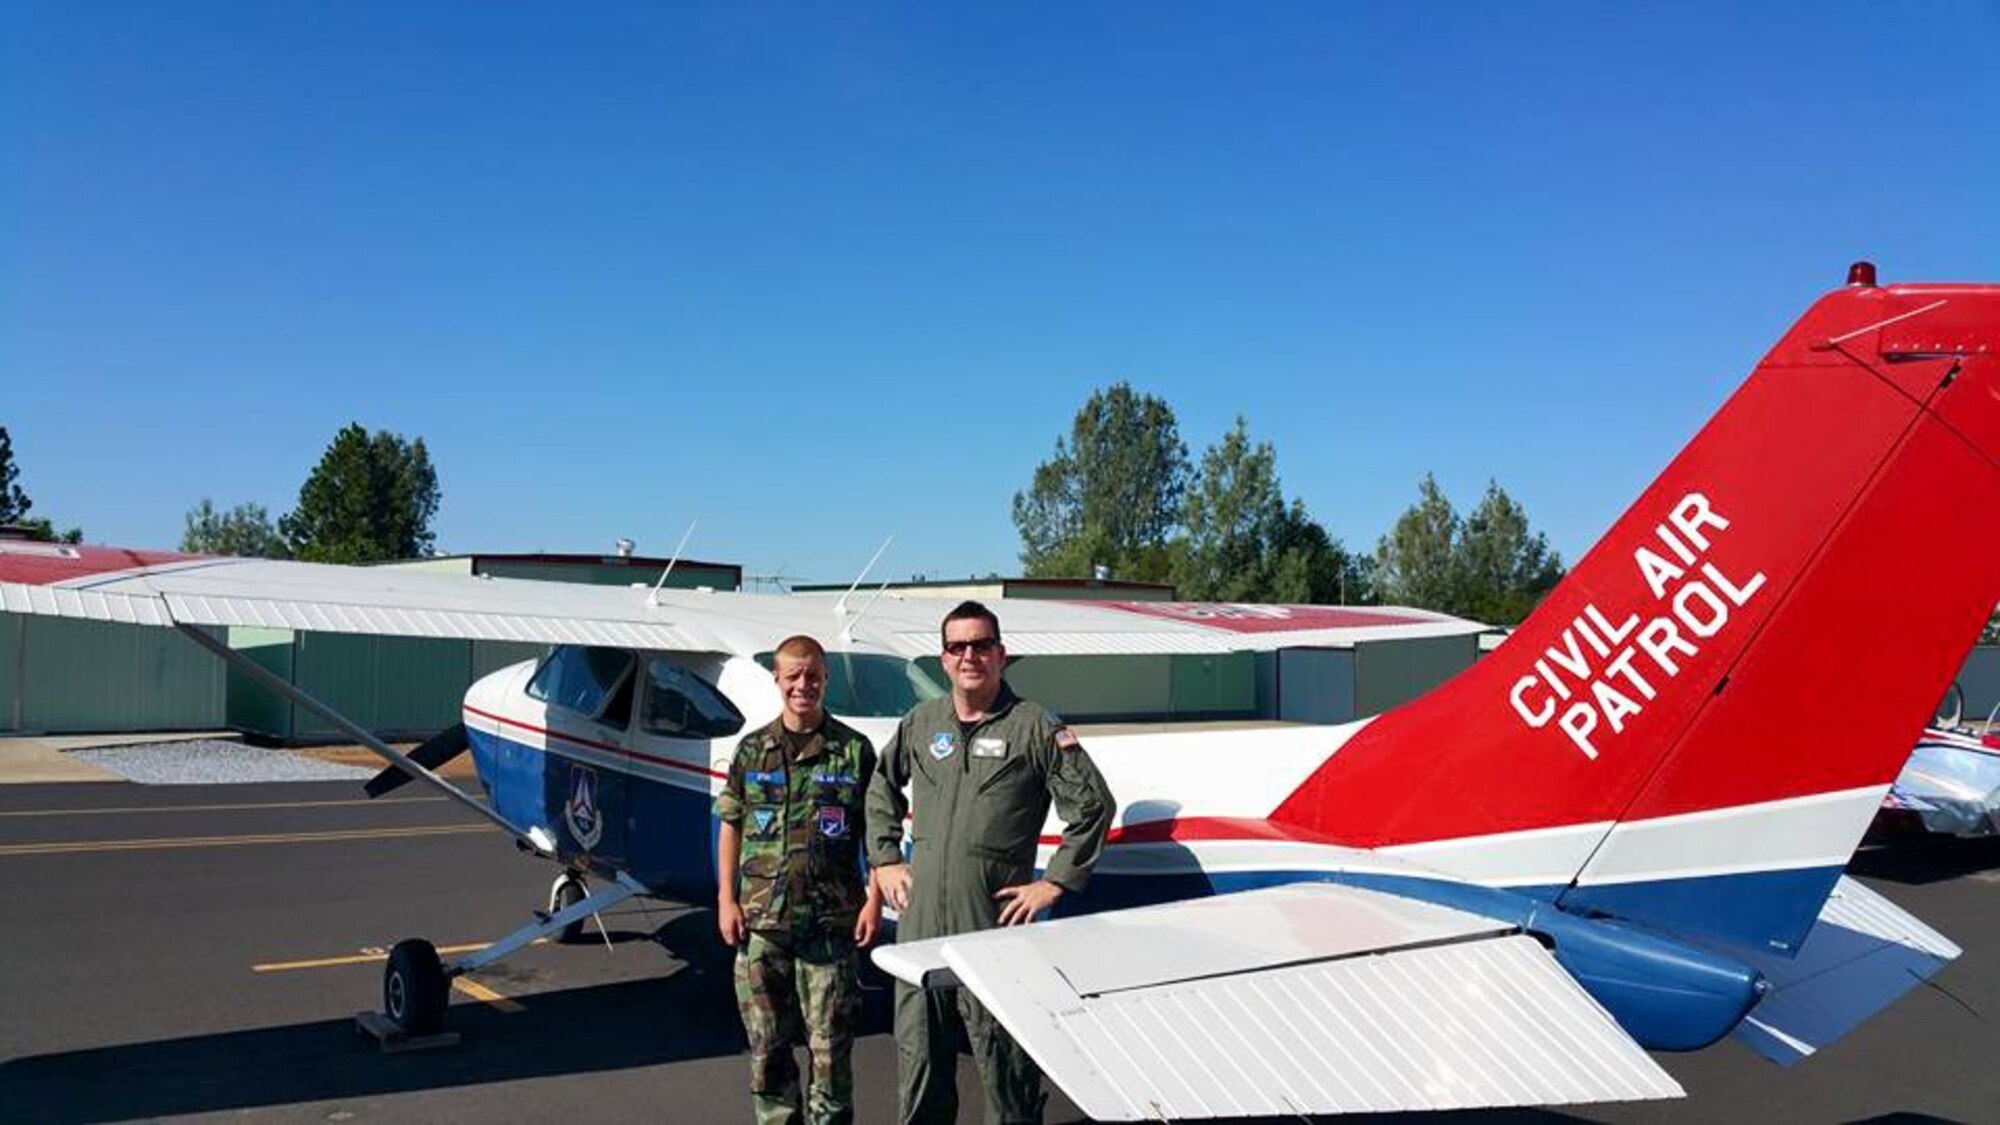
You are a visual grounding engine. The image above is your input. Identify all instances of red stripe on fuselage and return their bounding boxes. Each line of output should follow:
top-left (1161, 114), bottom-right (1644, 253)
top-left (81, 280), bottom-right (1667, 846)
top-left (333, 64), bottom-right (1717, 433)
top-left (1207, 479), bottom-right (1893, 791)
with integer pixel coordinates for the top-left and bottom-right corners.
top-left (1038, 816), bottom-right (1331, 848)
top-left (462, 704), bottom-right (723, 780)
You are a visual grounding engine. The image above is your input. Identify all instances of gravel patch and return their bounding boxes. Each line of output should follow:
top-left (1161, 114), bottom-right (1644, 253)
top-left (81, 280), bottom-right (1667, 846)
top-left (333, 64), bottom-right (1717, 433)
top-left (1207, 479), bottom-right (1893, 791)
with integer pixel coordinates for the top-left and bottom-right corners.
top-left (72, 739), bottom-right (377, 784)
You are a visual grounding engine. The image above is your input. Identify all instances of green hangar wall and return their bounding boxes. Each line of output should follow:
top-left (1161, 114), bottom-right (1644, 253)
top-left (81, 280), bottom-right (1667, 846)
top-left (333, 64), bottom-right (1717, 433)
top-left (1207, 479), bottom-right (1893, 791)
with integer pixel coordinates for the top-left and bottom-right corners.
top-left (0, 615), bottom-right (225, 734)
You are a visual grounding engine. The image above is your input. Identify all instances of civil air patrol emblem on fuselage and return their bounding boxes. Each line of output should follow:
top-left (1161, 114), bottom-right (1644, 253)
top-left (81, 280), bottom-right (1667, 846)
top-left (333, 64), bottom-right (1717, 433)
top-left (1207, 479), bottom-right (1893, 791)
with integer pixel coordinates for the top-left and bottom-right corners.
top-left (930, 732), bottom-right (958, 760)
top-left (564, 764), bottom-right (604, 850)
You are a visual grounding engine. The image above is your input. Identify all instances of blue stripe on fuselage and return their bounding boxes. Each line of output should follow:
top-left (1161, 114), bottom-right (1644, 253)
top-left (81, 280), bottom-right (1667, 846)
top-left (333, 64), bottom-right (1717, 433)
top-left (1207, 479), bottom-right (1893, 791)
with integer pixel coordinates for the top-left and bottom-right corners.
top-left (467, 724), bottom-right (721, 902)
top-left (470, 724), bottom-right (1770, 1048)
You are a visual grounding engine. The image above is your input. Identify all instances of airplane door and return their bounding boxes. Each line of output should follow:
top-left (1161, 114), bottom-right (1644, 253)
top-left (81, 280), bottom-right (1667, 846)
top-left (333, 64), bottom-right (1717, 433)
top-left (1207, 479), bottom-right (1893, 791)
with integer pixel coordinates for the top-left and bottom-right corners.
top-left (622, 654), bottom-right (751, 899)
top-left (540, 651), bottom-right (637, 870)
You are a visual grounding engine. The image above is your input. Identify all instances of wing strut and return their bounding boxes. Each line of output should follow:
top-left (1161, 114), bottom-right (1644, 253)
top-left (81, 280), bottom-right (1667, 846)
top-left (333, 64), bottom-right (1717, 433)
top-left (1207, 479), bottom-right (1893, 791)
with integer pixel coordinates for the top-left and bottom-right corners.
top-left (172, 624), bottom-right (540, 849)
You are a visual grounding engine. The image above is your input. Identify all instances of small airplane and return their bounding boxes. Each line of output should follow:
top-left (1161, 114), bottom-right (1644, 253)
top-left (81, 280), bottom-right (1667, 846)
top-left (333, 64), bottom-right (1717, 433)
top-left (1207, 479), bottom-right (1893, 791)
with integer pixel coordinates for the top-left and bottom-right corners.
top-left (2, 263), bottom-right (1995, 1119)
top-left (1876, 683), bottom-right (2000, 837)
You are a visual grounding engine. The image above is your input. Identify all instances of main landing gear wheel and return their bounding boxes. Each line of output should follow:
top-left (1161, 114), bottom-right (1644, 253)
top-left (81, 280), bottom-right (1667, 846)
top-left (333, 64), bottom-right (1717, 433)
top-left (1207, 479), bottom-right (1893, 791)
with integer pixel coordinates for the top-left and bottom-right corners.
top-left (550, 872), bottom-right (588, 943)
top-left (383, 938), bottom-right (448, 1036)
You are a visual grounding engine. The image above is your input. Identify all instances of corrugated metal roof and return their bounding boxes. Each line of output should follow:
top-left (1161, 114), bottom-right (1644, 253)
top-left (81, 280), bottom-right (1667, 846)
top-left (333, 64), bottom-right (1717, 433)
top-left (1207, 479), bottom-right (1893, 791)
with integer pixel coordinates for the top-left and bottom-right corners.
top-left (5, 553), bottom-right (1488, 657)
top-left (0, 582), bottom-right (174, 626)
top-left (162, 593), bottom-right (700, 650)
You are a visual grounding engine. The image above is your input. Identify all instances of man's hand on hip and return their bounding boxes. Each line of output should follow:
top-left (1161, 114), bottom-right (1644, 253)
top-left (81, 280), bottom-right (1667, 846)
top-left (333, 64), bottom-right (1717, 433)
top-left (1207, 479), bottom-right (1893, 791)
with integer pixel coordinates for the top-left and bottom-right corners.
top-left (993, 879), bottom-right (1063, 926)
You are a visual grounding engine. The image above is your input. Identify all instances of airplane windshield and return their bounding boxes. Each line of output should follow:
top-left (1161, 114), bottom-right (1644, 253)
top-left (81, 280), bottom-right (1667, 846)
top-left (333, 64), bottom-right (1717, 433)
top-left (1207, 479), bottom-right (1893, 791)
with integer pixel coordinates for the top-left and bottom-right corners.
top-left (526, 645), bottom-right (633, 720)
top-left (755, 652), bottom-right (947, 718)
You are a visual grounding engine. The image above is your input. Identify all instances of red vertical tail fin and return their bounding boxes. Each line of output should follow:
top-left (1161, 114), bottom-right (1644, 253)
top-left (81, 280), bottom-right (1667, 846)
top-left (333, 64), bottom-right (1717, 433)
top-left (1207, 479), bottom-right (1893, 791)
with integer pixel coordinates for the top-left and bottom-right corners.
top-left (1274, 273), bottom-right (2000, 952)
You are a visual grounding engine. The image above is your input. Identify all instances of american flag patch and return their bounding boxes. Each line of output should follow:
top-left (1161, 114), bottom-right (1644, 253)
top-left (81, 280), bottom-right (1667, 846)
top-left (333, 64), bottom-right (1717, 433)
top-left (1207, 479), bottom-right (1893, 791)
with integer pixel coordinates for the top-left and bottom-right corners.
top-left (1053, 727), bottom-right (1080, 751)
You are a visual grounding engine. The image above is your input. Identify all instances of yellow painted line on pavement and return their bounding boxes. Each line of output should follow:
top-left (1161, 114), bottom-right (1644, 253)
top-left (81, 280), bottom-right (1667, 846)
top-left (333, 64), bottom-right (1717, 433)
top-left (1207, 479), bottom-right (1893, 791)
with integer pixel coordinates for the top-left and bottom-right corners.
top-left (254, 939), bottom-right (550, 973)
top-left (453, 977), bottom-right (527, 1012)
top-left (0, 823), bottom-right (488, 857)
top-left (256, 940), bottom-right (543, 1014)
top-left (0, 796), bottom-right (450, 818)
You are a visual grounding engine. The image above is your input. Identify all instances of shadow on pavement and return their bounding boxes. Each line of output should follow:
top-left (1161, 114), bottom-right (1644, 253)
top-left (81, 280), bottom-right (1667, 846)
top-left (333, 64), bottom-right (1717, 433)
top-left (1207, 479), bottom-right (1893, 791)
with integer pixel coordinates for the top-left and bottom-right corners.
top-left (0, 912), bottom-right (896, 1124)
top-left (1849, 835), bottom-right (2000, 885)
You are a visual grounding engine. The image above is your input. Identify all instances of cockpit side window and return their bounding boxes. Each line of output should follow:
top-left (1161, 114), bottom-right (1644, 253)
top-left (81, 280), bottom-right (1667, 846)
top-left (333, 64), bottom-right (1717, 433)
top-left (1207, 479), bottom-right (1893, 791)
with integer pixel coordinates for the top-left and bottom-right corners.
top-left (526, 645), bottom-right (635, 722)
top-left (641, 657), bottom-right (746, 739)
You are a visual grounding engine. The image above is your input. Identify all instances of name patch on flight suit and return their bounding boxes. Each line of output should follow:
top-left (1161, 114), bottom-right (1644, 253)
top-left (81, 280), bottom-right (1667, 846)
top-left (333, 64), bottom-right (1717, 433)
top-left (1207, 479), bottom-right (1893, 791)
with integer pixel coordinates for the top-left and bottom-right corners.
top-left (930, 732), bottom-right (958, 760)
top-left (971, 737), bottom-right (1008, 758)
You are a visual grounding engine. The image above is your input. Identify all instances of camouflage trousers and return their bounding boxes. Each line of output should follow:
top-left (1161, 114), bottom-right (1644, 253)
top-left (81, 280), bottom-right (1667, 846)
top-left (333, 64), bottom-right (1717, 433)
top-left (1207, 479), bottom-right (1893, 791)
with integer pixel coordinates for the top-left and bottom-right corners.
top-left (734, 927), bottom-right (862, 1125)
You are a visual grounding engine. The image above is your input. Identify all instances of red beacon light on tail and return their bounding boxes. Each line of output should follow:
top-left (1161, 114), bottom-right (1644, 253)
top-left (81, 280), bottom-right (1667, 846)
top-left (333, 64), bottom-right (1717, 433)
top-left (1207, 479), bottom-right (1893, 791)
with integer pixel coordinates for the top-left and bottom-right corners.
top-left (1847, 260), bottom-right (1878, 287)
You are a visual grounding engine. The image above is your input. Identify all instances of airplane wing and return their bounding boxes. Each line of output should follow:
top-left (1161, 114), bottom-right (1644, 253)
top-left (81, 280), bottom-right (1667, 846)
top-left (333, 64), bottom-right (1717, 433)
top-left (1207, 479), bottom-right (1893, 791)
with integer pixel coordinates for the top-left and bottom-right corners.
top-left (874, 884), bottom-right (1683, 1119)
top-left (0, 543), bottom-right (1484, 656)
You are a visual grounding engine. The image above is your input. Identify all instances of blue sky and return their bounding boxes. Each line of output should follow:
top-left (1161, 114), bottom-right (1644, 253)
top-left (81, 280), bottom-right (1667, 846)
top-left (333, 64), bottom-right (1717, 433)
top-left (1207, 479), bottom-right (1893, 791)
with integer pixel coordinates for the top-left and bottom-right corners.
top-left (4, 2), bottom-right (1996, 587)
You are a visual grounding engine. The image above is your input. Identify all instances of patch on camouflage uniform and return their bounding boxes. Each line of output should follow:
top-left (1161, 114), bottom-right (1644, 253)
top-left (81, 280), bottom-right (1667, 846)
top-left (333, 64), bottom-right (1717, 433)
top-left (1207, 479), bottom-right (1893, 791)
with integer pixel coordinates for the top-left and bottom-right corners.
top-left (811, 769), bottom-right (857, 785)
top-left (751, 807), bottom-right (779, 835)
top-left (746, 769), bottom-right (786, 785)
top-left (1053, 727), bottom-right (1081, 751)
top-left (930, 732), bottom-right (958, 760)
top-left (971, 737), bottom-right (1007, 758)
top-left (816, 806), bottom-right (847, 838)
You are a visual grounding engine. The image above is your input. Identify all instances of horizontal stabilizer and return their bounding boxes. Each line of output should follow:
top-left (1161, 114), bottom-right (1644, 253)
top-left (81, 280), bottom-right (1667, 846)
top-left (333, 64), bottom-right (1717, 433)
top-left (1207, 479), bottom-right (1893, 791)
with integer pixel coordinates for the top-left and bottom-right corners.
top-left (878, 885), bottom-right (1682, 1119)
top-left (1730, 876), bottom-right (1960, 1065)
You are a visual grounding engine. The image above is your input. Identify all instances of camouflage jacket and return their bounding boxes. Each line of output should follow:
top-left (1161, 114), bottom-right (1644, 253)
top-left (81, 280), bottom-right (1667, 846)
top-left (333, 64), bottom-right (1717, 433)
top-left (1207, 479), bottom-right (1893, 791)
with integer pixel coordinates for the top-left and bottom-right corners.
top-left (716, 715), bottom-right (876, 934)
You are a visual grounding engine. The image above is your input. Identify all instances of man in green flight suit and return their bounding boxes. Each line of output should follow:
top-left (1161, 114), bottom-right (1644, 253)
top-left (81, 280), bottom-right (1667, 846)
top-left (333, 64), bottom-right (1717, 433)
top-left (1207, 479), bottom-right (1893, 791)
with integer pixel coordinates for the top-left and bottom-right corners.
top-left (716, 634), bottom-right (884, 1125)
top-left (867, 601), bottom-right (1117, 1124)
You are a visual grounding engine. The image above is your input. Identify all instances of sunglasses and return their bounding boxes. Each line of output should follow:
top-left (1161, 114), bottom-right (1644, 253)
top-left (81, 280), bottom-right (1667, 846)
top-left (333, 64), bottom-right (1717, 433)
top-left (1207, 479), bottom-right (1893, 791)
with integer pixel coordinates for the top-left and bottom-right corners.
top-left (943, 637), bottom-right (1001, 657)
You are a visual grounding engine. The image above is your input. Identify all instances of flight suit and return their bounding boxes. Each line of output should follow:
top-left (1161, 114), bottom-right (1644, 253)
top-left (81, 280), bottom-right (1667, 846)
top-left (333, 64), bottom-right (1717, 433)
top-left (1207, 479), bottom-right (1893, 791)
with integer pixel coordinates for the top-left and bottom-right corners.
top-left (716, 716), bottom-right (876, 1125)
top-left (866, 686), bottom-right (1116, 1125)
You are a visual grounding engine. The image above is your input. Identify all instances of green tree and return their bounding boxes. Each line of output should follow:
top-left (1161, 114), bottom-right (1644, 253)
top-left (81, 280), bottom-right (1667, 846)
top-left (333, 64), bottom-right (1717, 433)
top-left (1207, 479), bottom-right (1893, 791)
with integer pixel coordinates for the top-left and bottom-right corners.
top-left (0, 427), bottom-right (29, 524)
top-left (1175, 417), bottom-right (1355, 603)
top-left (1373, 475), bottom-right (1565, 623)
top-left (1373, 474), bottom-right (1462, 611)
top-left (0, 425), bottom-right (83, 543)
top-left (1455, 480), bottom-right (1565, 624)
top-left (181, 499), bottom-right (289, 558)
top-left (279, 424), bottom-right (441, 563)
top-left (1012, 384), bottom-right (1188, 582)
top-left (1176, 419), bottom-right (1283, 601)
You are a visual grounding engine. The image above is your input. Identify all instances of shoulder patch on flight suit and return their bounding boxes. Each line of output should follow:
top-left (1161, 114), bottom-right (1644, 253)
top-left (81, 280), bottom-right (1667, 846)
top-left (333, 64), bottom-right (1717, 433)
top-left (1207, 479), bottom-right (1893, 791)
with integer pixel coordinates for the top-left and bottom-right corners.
top-left (1053, 727), bottom-right (1080, 751)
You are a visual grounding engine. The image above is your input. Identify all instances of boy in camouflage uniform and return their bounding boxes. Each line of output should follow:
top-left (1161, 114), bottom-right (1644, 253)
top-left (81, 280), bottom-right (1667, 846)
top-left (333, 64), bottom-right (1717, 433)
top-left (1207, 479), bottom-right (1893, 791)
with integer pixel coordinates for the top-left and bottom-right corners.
top-left (716, 634), bottom-right (882, 1125)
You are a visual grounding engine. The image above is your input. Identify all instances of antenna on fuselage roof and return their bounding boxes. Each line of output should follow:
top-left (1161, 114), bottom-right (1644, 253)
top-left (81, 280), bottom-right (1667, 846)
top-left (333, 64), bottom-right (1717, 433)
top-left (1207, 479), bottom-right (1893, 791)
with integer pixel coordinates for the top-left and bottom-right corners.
top-left (646, 519), bottom-right (698, 607)
top-left (833, 536), bottom-right (893, 618)
top-left (840, 577), bottom-right (895, 645)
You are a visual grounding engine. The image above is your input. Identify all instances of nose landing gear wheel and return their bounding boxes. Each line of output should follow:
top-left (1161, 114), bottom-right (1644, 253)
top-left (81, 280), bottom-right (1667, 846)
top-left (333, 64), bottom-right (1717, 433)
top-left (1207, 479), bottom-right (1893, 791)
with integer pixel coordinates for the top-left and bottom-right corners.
top-left (550, 872), bottom-right (589, 943)
top-left (383, 938), bottom-right (448, 1036)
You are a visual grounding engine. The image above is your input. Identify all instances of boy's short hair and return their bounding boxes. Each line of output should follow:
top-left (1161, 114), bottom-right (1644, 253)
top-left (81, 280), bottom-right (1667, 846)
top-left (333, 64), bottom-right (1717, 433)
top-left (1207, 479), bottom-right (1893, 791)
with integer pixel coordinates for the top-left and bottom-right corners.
top-left (939, 600), bottom-right (1002, 646)
top-left (773, 634), bottom-right (827, 664)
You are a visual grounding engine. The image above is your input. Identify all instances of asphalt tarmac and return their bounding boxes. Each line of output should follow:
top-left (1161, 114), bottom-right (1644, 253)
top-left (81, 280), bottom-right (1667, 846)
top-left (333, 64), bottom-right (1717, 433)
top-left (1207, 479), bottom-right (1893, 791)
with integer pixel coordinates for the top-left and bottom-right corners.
top-left (1, 775), bottom-right (1995, 1124)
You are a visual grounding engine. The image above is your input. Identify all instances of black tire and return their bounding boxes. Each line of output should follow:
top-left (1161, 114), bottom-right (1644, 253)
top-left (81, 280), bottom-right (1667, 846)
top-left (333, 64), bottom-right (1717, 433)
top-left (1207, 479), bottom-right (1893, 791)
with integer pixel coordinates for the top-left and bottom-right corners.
top-left (551, 873), bottom-right (588, 944)
top-left (383, 938), bottom-right (448, 1036)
